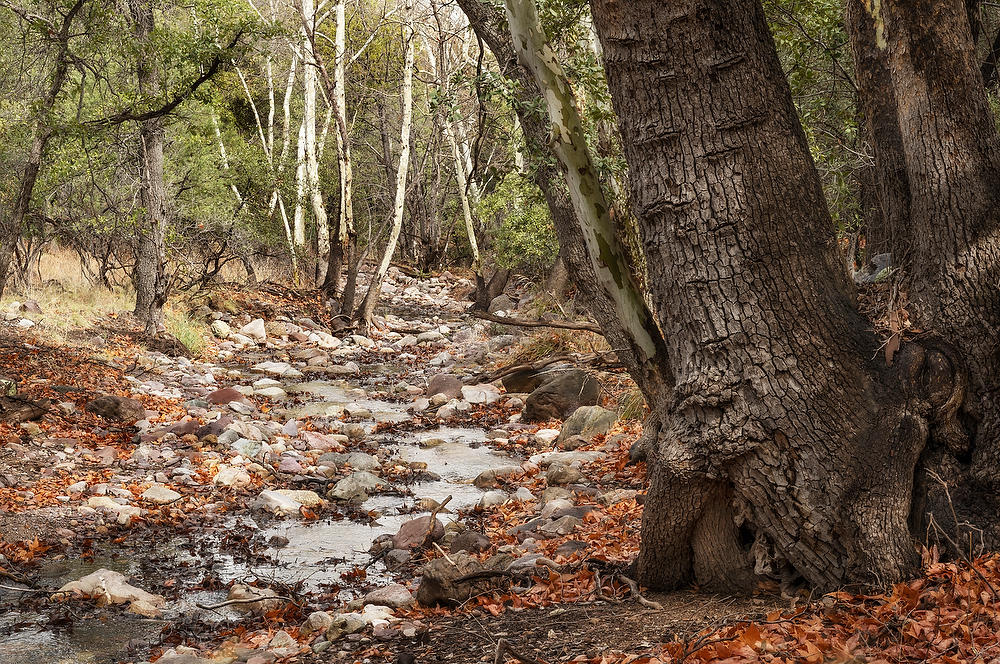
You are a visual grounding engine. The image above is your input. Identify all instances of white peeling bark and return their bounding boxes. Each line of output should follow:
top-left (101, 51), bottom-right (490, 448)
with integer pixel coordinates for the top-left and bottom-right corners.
top-left (358, 0), bottom-right (415, 328)
top-left (503, 0), bottom-right (659, 360)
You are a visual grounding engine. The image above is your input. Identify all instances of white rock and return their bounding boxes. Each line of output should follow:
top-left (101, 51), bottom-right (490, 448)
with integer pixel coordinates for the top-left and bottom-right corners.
top-left (534, 429), bottom-right (561, 445)
top-left (461, 384), bottom-right (501, 405)
top-left (240, 319), bottom-right (267, 341)
top-left (57, 569), bottom-right (165, 617)
top-left (140, 485), bottom-right (182, 504)
top-left (210, 320), bottom-right (231, 338)
top-left (86, 496), bottom-right (142, 525)
top-left (213, 466), bottom-right (252, 488)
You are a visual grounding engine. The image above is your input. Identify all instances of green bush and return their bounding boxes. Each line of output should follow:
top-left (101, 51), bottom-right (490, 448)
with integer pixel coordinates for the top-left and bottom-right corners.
top-left (477, 173), bottom-right (559, 274)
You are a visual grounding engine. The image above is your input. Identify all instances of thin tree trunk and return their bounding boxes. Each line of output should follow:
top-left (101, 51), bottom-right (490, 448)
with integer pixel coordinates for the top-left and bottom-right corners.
top-left (130, 0), bottom-right (169, 336)
top-left (0, 0), bottom-right (85, 297)
top-left (301, 0), bottom-right (329, 275)
top-left (357, 0), bottom-right (415, 331)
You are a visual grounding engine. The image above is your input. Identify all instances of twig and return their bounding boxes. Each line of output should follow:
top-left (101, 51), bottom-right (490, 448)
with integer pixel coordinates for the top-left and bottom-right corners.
top-left (421, 495), bottom-right (452, 548)
top-left (472, 310), bottom-right (603, 334)
top-left (433, 541), bottom-right (458, 566)
top-left (0, 583), bottom-right (68, 594)
top-left (492, 638), bottom-right (547, 664)
top-left (618, 574), bottom-right (664, 610)
top-left (195, 595), bottom-right (295, 610)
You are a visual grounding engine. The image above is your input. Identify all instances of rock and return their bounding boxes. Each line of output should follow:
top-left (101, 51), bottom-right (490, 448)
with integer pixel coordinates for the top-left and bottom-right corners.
top-left (479, 490), bottom-right (509, 508)
top-left (546, 464), bottom-right (584, 485)
top-left (535, 428), bottom-right (561, 444)
top-left (524, 371), bottom-right (601, 422)
top-left (86, 496), bottom-right (142, 525)
top-left (414, 552), bottom-right (485, 606)
top-left (461, 384), bottom-right (501, 405)
top-left (275, 489), bottom-right (322, 507)
top-left (557, 406), bottom-right (617, 443)
top-left (540, 498), bottom-right (575, 519)
top-left (426, 373), bottom-right (463, 400)
top-left (240, 319), bottom-right (267, 341)
top-left (416, 330), bottom-right (445, 343)
top-left (329, 471), bottom-right (383, 501)
top-left (57, 569), bottom-right (165, 617)
top-left (392, 515), bottom-right (444, 550)
top-left (210, 320), bottom-right (231, 338)
top-left (269, 629), bottom-right (297, 651)
top-left (326, 612), bottom-right (366, 641)
top-left (345, 452), bottom-right (380, 471)
top-left (501, 369), bottom-right (548, 394)
top-left (557, 435), bottom-right (589, 451)
top-left (301, 430), bottom-right (346, 452)
top-left (226, 584), bottom-right (283, 614)
top-left (450, 531), bottom-right (491, 554)
top-left (231, 438), bottom-right (262, 458)
top-left (213, 466), bottom-right (252, 488)
top-left (363, 583), bottom-right (414, 608)
top-left (513, 487), bottom-right (535, 502)
top-left (255, 386), bottom-right (287, 399)
top-left (473, 465), bottom-right (523, 489)
top-left (140, 485), bottom-right (181, 504)
top-left (85, 395), bottom-right (145, 423)
top-left (488, 294), bottom-right (516, 313)
top-left (539, 515), bottom-right (582, 536)
top-left (531, 450), bottom-right (604, 468)
top-left (300, 611), bottom-right (334, 637)
top-left (207, 387), bottom-right (244, 405)
top-left (252, 361), bottom-right (303, 378)
top-left (254, 489), bottom-right (305, 516)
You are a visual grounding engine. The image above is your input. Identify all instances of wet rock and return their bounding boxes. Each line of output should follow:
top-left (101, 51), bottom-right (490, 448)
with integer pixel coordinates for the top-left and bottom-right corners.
top-left (557, 406), bottom-right (617, 443)
top-left (57, 568), bottom-right (165, 617)
top-left (363, 583), bottom-right (414, 608)
top-left (140, 485), bottom-right (181, 504)
top-left (253, 361), bottom-right (303, 378)
top-left (213, 466), bottom-right (252, 488)
top-left (523, 370), bottom-right (602, 422)
top-left (426, 373), bottom-right (463, 399)
top-left (450, 531), bottom-right (491, 554)
top-left (546, 464), bottom-right (584, 485)
top-left (414, 552), bottom-right (485, 606)
top-left (85, 395), bottom-right (146, 423)
top-left (329, 471), bottom-right (384, 501)
top-left (392, 515), bottom-right (444, 550)
top-left (240, 319), bottom-right (267, 341)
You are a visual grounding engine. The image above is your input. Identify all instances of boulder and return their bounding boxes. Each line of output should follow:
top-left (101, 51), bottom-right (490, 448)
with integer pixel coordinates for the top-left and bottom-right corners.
top-left (206, 387), bottom-right (243, 405)
top-left (300, 611), bottom-right (334, 637)
top-left (488, 294), bottom-right (516, 313)
top-left (85, 395), bottom-right (145, 423)
top-left (547, 464), bottom-right (584, 485)
top-left (140, 485), bottom-right (182, 504)
top-left (213, 466), bottom-right (252, 488)
top-left (254, 489), bottom-right (304, 516)
top-left (557, 405), bottom-right (617, 443)
top-left (450, 531), bottom-right (491, 554)
top-left (414, 552), bottom-right (485, 606)
top-left (392, 515), bottom-right (444, 550)
top-left (210, 320), bottom-right (231, 338)
top-left (461, 384), bottom-right (502, 405)
top-left (426, 373), bottom-right (463, 400)
top-left (523, 370), bottom-right (602, 422)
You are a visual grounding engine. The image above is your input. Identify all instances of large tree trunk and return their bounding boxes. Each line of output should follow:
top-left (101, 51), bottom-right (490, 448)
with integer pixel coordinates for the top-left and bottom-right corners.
top-left (130, 0), bottom-right (169, 336)
top-left (589, 0), bottom-right (937, 591)
top-left (0, 0), bottom-right (85, 297)
top-left (848, 0), bottom-right (1000, 542)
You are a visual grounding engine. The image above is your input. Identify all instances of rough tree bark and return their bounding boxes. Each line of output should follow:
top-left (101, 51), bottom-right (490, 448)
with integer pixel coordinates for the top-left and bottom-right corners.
top-left (130, 0), bottom-right (169, 336)
top-left (0, 0), bottom-right (86, 297)
top-left (587, 0), bottom-right (951, 590)
top-left (848, 0), bottom-right (1000, 542)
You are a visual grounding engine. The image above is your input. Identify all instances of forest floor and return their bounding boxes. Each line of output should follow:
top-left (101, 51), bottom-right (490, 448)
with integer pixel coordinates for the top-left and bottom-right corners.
top-left (2, 270), bottom-right (1000, 664)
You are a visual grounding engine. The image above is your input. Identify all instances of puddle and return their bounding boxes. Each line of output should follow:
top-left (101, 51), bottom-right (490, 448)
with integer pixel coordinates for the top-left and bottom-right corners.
top-left (286, 380), bottom-right (410, 423)
top-left (0, 611), bottom-right (160, 664)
